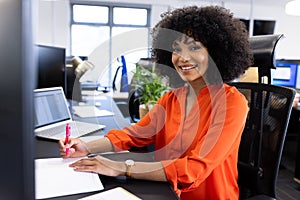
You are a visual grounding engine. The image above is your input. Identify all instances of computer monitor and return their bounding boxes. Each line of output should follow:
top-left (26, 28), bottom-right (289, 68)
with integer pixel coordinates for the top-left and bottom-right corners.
top-left (272, 60), bottom-right (299, 88)
top-left (253, 20), bottom-right (276, 36)
top-left (36, 45), bottom-right (66, 94)
top-left (294, 61), bottom-right (300, 90)
top-left (239, 18), bottom-right (250, 32)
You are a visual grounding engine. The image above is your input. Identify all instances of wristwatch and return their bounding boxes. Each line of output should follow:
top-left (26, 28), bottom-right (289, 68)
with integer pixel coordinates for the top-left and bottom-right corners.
top-left (125, 159), bottom-right (135, 177)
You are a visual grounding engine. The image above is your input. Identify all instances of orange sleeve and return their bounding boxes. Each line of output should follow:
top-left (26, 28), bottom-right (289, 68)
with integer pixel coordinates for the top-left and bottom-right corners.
top-left (106, 94), bottom-right (169, 151)
top-left (105, 126), bottom-right (155, 151)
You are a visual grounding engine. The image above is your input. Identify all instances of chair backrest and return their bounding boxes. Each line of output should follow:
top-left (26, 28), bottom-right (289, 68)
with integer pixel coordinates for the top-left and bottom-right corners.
top-left (249, 34), bottom-right (284, 84)
top-left (230, 82), bottom-right (295, 199)
top-left (128, 89), bottom-right (141, 122)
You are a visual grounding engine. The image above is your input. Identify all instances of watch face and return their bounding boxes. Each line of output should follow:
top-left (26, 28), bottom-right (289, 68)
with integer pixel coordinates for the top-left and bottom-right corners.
top-left (126, 159), bottom-right (134, 166)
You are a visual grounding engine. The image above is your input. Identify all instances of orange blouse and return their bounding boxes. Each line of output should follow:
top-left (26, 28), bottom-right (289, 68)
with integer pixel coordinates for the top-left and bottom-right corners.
top-left (106, 84), bottom-right (248, 200)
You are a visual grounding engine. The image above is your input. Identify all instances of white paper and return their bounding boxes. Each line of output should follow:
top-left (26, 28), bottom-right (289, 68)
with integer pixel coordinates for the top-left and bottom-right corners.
top-left (81, 90), bottom-right (105, 97)
top-left (78, 187), bottom-right (142, 200)
top-left (35, 157), bottom-right (104, 199)
top-left (82, 94), bottom-right (108, 101)
top-left (73, 106), bottom-right (115, 118)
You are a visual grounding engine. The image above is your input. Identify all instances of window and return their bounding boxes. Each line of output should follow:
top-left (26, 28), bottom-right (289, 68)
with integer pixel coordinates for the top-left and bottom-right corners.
top-left (73, 5), bottom-right (108, 23)
top-left (113, 7), bottom-right (148, 26)
top-left (71, 25), bottom-right (109, 57)
top-left (70, 2), bottom-right (151, 88)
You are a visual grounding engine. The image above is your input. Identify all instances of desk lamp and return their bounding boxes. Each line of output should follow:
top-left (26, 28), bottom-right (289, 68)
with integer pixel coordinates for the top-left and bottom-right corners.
top-left (71, 56), bottom-right (95, 79)
top-left (69, 57), bottom-right (95, 101)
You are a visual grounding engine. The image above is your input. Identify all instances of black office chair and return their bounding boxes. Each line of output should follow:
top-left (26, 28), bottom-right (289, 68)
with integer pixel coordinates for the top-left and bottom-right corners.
top-left (230, 82), bottom-right (295, 200)
top-left (128, 89), bottom-right (141, 123)
top-left (230, 34), bottom-right (296, 200)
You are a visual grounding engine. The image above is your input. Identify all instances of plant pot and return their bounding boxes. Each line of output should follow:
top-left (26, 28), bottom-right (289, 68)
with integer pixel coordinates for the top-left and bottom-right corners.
top-left (139, 103), bottom-right (156, 119)
top-left (139, 104), bottom-right (149, 119)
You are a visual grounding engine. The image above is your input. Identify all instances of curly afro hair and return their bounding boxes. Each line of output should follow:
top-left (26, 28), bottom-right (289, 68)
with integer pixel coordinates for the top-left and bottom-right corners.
top-left (151, 5), bottom-right (253, 83)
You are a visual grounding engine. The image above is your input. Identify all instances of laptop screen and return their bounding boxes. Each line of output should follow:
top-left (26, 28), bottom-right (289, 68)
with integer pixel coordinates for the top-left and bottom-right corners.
top-left (34, 87), bottom-right (71, 128)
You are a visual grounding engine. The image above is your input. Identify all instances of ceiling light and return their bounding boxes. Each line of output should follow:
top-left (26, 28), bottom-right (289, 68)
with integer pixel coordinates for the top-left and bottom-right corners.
top-left (285, 0), bottom-right (300, 16)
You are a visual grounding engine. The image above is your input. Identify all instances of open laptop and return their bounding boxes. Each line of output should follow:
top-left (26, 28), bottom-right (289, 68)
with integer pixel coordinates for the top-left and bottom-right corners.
top-left (34, 87), bottom-right (105, 140)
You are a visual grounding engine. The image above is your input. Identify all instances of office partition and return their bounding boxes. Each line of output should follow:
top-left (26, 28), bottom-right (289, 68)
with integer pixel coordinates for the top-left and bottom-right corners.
top-left (0, 0), bottom-right (35, 199)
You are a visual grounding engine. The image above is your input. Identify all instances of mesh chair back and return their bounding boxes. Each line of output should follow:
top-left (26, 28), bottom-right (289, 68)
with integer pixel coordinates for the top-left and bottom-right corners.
top-left (230, 82), bottom-right (295, 199)
top-left (249, 34), bottom-right (283, 84)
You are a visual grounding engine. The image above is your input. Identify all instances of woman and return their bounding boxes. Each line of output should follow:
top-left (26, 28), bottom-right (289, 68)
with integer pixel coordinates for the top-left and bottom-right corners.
top-left (59, 5), bottom-right (253, 199)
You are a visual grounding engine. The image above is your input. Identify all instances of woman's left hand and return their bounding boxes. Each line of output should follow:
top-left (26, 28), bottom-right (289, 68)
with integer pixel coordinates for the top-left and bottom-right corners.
top-left (69, 156), bottom-right (126, 177)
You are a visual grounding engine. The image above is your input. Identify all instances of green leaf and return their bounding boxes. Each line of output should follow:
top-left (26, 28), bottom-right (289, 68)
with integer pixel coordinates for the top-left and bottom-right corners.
top-left (131, 63), bottom-right (171, 105)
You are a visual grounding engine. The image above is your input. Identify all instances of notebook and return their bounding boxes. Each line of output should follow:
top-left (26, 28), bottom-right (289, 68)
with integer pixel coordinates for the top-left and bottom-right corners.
top-left (34, 87), bottom-right (105, 140)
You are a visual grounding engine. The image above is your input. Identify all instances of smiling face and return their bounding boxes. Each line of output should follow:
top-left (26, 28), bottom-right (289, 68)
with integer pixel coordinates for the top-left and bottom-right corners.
top-left (171, 35), bottom-right (209, 85)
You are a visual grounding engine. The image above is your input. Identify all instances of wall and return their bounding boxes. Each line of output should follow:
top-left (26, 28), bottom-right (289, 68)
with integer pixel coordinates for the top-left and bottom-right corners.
top-left (37, 0), bottom-right (70, 54)
top-left (37, 0), bottom-right (300, 61)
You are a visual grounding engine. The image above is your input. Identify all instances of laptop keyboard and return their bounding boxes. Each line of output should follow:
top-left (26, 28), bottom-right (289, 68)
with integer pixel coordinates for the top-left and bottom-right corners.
top-left (36, 121), bottom-right (105, 140)
top-left (41, 124), bottom-right (66, 137)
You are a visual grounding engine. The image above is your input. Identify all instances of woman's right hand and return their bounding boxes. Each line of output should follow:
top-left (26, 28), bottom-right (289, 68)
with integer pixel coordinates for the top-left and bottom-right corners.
top-left (58, 138), bottom-right (90, 158)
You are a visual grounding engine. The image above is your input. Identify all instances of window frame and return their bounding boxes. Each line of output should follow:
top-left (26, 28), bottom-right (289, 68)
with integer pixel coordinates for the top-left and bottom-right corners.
top-left (69, 1), bottom-right (151, 88)
top-left (70, 1), bottom-right (151, 53)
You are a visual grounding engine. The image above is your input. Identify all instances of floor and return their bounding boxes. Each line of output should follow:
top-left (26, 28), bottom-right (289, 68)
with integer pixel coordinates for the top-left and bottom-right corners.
top-left (277, 138), bottom-right (300, 200)
top-left (276, 169), bottom-right (300, 200)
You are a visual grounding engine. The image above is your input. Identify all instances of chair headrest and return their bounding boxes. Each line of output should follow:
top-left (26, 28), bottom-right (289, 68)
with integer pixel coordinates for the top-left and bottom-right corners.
top-left (250, 34), bottom-right (284, 70)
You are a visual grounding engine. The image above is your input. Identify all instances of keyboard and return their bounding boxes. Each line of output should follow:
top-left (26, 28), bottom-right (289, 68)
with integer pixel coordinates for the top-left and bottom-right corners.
top-left (35, 121), bottom-right (105, 140)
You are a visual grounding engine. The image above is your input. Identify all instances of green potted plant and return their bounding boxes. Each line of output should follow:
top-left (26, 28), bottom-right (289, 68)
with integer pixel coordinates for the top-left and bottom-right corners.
top-left (131, 63), bottom-right (171, 118)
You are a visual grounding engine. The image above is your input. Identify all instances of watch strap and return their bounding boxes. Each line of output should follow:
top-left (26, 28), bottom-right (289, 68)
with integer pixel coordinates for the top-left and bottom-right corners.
top-left (125, 159), bottom-right (134, 177)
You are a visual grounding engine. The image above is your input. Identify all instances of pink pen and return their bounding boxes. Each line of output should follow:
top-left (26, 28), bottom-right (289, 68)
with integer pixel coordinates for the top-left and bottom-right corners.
top-left (65, 123), bottom-right (71, 156)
